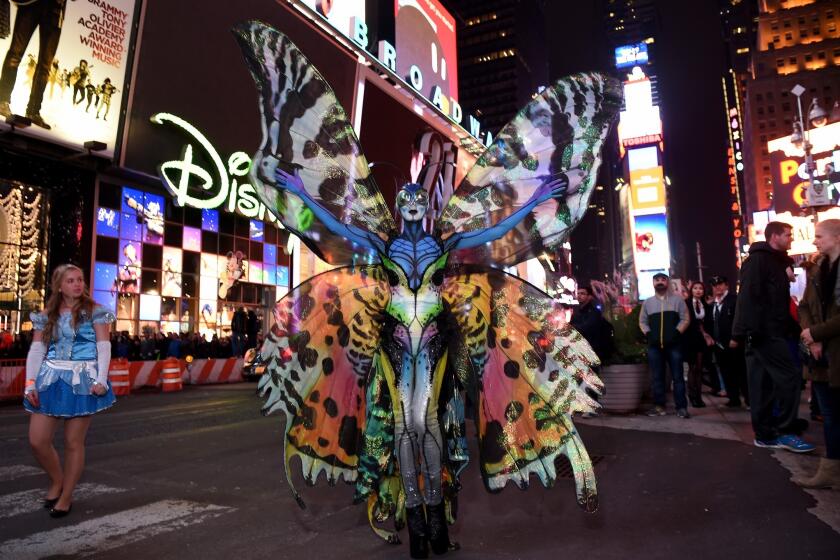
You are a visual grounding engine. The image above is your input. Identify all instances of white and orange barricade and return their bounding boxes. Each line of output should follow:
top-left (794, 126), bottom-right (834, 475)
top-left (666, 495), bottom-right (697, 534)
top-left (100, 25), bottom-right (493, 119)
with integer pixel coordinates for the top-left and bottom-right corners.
top-left (108, 358), bottom-right (131, 396)
top-left (184, 358), bottom-right (244, 385)
top-left (160, 358), bottom-right (183, 392)
top-left (0, 359), bottom-right (25, 401)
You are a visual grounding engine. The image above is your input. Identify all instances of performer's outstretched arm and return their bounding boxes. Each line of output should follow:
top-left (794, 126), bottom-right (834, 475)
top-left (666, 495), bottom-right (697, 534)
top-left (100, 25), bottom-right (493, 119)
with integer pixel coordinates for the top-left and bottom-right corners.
top-left (275, 168), bottom-right (383, 252)
top-left (445, 169), bottom-right (583, 251)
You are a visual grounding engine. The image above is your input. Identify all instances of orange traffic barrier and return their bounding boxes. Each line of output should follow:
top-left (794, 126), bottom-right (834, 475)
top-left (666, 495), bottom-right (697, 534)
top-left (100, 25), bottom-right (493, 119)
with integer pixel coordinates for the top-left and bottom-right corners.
top-left (108, 358), bottom-right (131, 396)
top-left (0, 359), bottom-right (25, 401)
top-left (160, 358), bottom-right (183, 392)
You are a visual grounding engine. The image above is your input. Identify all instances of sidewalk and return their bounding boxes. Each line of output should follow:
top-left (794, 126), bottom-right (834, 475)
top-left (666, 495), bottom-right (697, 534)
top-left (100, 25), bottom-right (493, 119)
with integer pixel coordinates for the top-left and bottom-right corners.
top-left (578, 389), bottom-right (840, 535)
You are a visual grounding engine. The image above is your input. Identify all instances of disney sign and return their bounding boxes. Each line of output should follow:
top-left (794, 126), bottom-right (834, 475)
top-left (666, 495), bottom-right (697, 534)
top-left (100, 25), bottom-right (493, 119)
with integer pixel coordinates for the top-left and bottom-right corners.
top-left (150, 112), bottom-right (277, 223)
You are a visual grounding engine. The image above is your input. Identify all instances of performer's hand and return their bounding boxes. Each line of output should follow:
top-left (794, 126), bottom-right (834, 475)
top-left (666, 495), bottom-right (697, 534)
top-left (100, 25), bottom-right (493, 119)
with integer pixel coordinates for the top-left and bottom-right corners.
top-left (535, 168), bottom-right (585, 203)
top-left (810, 342), bottom-right (823, 361)
top-left (91, 383), bottom-right (107, 396)
top-left (274, 167), bottom-right (305, 195)
top-left (728, 339), bottom-right (739, 349)
top-left (25, 389), bottom-right (40, 408)
top-left (703, 333), bottom-right (714, 347)
top-left (801, 327), bottom-right (814, 345)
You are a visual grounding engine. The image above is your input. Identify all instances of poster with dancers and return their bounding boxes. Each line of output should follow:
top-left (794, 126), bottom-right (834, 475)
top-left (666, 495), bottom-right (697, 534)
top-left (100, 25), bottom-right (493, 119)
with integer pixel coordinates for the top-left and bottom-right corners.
top-left (0, 0), bottom-right (138, 157)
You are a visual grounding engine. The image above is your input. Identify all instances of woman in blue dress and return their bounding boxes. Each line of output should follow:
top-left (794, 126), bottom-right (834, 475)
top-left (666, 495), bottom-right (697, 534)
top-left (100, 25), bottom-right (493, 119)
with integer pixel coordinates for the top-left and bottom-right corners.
top-left (23, 264), bottom-right (116, 517)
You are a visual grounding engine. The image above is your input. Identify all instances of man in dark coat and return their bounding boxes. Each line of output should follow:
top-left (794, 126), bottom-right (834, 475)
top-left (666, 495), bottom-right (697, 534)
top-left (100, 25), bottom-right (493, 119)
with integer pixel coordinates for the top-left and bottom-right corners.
top-left (231, 307), bottom-right (247, 357)
top-left (733, 221), bottom-right (814, 453)
top-left (570, 286), bottom-right (612, 362)
top-left (705, 275), bottom-right (748, 408)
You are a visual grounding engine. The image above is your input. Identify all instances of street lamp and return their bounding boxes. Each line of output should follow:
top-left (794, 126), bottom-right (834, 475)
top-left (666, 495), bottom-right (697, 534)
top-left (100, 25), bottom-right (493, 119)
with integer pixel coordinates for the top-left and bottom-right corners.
top-left (791, 84), bottom-right (829, 211)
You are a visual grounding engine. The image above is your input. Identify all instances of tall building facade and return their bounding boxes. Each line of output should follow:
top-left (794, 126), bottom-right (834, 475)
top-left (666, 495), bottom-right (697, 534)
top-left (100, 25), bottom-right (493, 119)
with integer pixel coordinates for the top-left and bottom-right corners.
top-left (720, 0), bottom-right (760, 266)
top-left (443, 0), bottom-right (548, 136)
top-left (744, 0), bottom-right (840, 214)
top-left (604, 0), bottom-right (674, 299)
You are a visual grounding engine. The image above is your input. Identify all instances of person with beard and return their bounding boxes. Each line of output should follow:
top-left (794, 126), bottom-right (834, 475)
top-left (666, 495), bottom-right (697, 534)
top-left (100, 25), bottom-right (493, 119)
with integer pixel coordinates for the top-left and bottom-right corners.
top-left (733, 221), bottom-right (815, 453)
top-left (639, 272), bottom-right (691, 418)
top-left (706, 276), bottom-right (749, 409)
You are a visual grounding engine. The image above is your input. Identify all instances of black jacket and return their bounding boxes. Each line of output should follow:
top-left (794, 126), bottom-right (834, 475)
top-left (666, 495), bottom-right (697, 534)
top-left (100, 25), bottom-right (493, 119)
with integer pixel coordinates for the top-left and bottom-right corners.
top-left (705, 292), bottom-right (738, 346)
top-left (570, 301), bottom-right (612, 360)
top-left (733, 241), bottom-right (799, 342)
top-left (684, 298), bottom-right (708, 353)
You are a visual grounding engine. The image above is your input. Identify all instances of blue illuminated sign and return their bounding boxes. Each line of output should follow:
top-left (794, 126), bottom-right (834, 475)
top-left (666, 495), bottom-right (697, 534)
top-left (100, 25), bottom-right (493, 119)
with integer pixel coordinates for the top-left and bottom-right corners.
top-left (615, 43), bottom-right (649, 69)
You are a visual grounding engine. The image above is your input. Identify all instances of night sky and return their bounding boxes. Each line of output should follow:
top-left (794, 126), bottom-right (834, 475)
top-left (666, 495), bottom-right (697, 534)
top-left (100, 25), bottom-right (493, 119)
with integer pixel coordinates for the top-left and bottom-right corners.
top-left (545, 0), bottom-right (737, 285)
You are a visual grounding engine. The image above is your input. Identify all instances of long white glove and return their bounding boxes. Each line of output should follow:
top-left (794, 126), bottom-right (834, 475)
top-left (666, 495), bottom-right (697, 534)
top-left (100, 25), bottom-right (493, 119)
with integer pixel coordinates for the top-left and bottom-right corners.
top-left (96, 341), bottom-right (112, 386)
top-left (25, 342), bottom-right (46, 395)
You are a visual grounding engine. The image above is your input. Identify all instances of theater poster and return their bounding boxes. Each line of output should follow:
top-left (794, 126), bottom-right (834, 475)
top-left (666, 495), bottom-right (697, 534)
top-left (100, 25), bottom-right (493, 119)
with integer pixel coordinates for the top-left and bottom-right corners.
top-left (0, 0), bottom-right (139, 157)
top-left (395, 0), bottom-right (458, 101)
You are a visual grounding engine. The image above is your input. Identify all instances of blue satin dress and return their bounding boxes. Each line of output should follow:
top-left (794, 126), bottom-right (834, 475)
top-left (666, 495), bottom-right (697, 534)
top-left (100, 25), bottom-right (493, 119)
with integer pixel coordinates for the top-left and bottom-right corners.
top-left (24, 306), bottom-right (116, 417)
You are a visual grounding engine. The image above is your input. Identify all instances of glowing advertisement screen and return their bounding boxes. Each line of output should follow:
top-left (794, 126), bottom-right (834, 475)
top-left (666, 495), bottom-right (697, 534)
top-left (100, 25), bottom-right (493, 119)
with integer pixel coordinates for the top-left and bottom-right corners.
top-left (301, 0), bottom-right (365, 38)
top-left (767, 122), bottom-right (840, 213)
top-left (0, 0), bottom-right (138, 157)
top-left (627, 146), bottom-right (659, 171)
top-left (633, 213), bottom-right (670, 274)
top-left (615, 43), bottom-right (649, 69)
top-left (395, 0), bottom-right (458, 102)
top-left (629, 166), bottom-right (666, 212)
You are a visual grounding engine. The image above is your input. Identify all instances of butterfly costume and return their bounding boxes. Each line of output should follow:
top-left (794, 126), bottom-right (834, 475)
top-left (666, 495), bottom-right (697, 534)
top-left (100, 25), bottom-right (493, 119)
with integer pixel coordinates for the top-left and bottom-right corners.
top-left (234, 21), bottom-right (621, 557)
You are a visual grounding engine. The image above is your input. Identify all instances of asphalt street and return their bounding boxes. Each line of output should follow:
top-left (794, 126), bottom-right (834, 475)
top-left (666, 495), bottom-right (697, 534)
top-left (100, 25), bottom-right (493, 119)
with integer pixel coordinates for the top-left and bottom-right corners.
top-left (0, 384), bottom-right (838, 559)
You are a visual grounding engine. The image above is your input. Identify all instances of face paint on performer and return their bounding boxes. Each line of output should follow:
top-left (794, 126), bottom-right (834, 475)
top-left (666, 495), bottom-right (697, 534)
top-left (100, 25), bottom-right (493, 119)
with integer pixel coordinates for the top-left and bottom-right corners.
top-left (397, 184), bottom-right (429, 222)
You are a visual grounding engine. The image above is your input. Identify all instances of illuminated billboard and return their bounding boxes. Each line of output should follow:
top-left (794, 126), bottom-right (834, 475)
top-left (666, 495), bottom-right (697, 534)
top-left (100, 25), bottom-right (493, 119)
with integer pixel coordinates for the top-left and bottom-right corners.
top-left (619, 106), bottom-right (662, 146)
top-left (623, 78), bottom-right (653, 113)
top-left (301, 0), bottom-right (365, 38)
top-left (630, 166), bottom-right (666, 213)
top-left (633, 213), bottom-right (670, 271)
top-left (632, 212), bottom-right (670, 299)
top-left (0, 0), bottom-right (138, 157)
top-left (627, 146), bottom-right (659, 171)
top-left (767, 122), bottom-right (840, 213)
top-left (395, 0), bottom-right (459, 102)
top-left (618, 71), bottom-right (662, 147)
top-left (615, 43), bottom-right (649, 69)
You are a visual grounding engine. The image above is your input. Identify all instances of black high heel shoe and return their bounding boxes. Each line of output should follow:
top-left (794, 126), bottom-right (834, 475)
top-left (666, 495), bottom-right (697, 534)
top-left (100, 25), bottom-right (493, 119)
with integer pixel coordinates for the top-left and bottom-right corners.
top-left (427, 502), bottom-right (458, 555)
top-left (43, 496), bottom-right (60, 509)
top-left (49, 504), bottom-right (72, 518)
top-left (406, 505), bottom-right (430, 559)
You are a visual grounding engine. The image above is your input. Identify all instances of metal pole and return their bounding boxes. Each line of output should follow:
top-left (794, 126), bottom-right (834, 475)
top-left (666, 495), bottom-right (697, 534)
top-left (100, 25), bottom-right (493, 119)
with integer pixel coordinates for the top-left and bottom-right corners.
top-left (696, 241), bottom-right (704, 283)
top-left (794, 91), bottom-right (821, 224)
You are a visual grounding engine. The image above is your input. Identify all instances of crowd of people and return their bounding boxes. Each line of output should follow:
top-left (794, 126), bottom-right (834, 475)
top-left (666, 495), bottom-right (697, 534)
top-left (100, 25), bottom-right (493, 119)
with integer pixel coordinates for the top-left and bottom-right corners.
top-left (107, 329), bottom-right (264, 361)
top-left (0, 308), bottom-right (264, 362)
top-left (569, 220), bottom-right (839, 489)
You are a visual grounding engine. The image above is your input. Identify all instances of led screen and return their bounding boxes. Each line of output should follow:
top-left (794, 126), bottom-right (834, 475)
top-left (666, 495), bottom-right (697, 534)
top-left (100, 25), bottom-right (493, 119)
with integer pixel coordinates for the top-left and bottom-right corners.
top-left (615, 43), bottom-right (649, 69)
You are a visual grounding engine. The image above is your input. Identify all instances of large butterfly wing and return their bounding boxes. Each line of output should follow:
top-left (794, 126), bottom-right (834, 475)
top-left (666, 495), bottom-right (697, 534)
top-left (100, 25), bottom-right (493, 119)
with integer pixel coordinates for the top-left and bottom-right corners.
top-left (258, 265), bottom-right (391, 506)
top-left (442, 264), bottom-right (602, 511)
top-left (437, 73), bottom-right (621, 267)
top-left (233, 21), bottom-right (397, 264)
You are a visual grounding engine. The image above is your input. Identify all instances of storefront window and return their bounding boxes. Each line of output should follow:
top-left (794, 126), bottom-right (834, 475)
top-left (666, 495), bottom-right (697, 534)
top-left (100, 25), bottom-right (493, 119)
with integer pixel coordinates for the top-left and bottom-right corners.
top-left (94, 183), bottom-right (289, 337)
top-left (0, 182), bottom-right (50, 332)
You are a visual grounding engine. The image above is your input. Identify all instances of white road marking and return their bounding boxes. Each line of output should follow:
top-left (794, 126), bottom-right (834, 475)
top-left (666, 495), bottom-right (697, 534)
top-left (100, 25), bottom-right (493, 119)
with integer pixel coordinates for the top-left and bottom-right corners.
top-left (0, 482), bottom-right (127, 519)
top-left (0, 465), bottom-right (41, 482)
top-left (0, 499), bottom-right (233, 559)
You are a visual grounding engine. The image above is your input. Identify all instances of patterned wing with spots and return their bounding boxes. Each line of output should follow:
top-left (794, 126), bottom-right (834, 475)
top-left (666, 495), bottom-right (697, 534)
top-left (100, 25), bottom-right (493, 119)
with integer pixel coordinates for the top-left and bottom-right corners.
top-left (437, 73), bottom-right (621, 267)
top-left (258, 265), bottom-right (391, 506)
top-left (234, 21), bottom-right (397, 265)
top-left (442, 264), bottom-right (603, 511)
